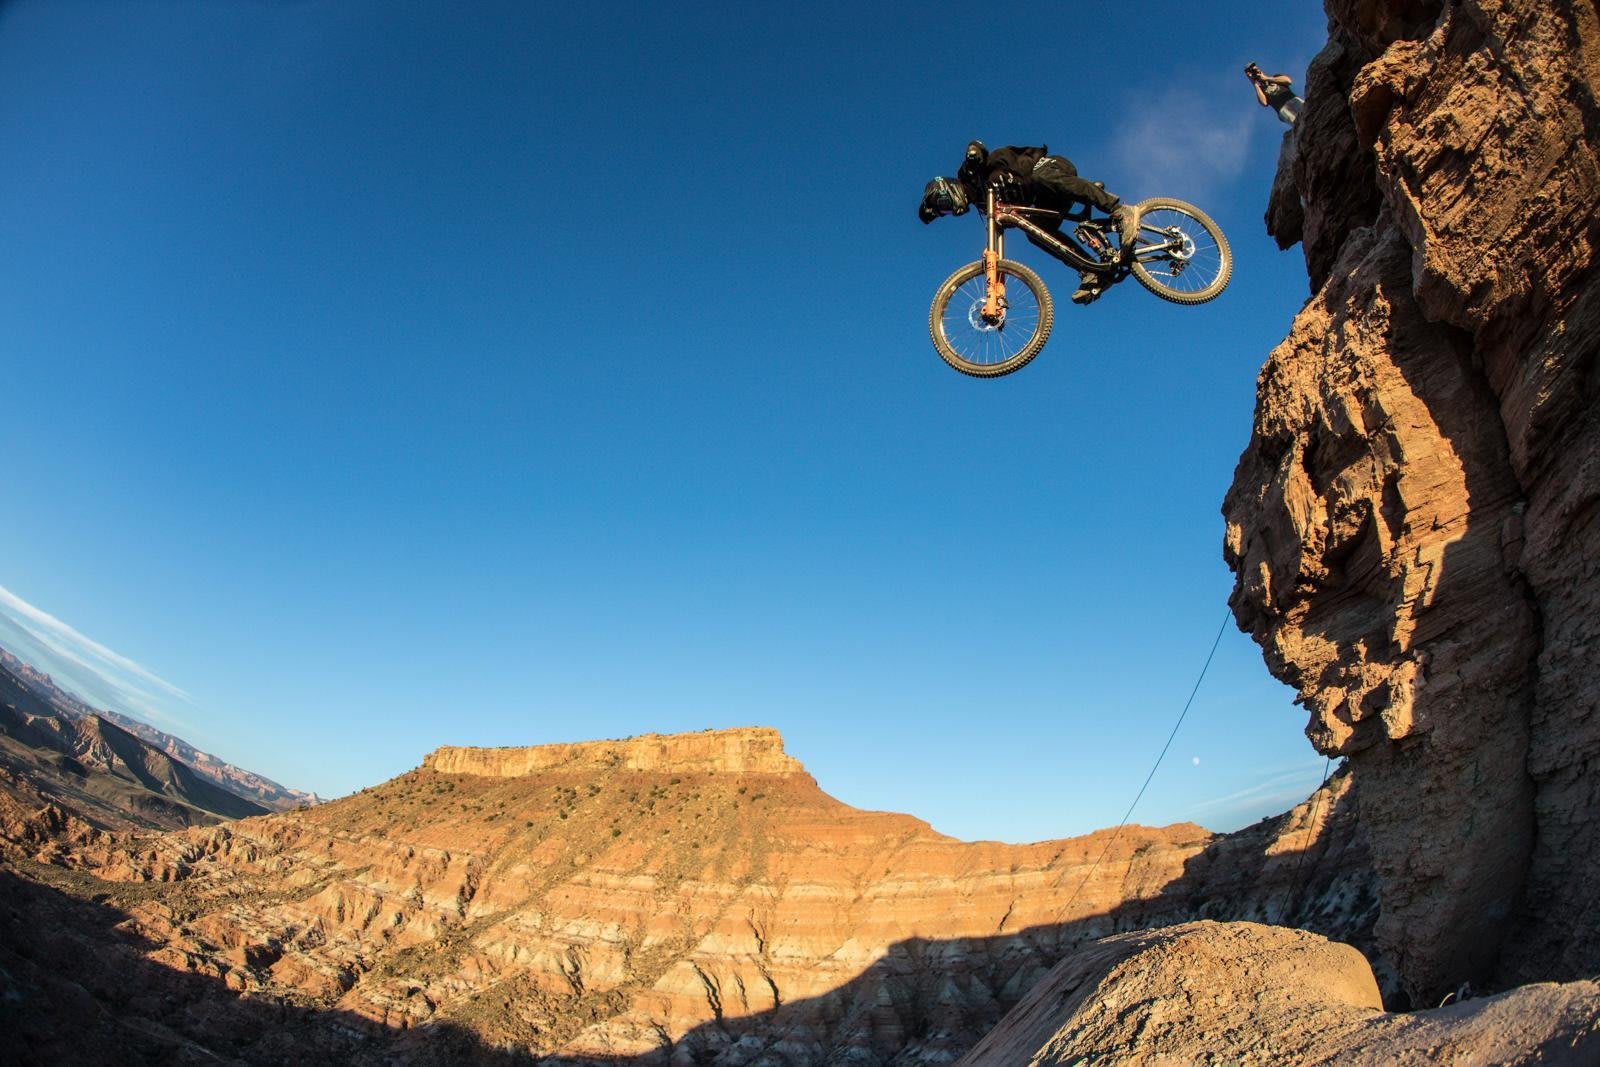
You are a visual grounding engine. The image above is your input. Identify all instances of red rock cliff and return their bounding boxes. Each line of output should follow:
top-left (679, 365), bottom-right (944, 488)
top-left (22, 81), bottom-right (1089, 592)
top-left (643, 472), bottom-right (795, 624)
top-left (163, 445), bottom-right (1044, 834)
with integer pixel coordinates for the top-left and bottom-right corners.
top-left (1225, 0), bottom-right (1600, 1006)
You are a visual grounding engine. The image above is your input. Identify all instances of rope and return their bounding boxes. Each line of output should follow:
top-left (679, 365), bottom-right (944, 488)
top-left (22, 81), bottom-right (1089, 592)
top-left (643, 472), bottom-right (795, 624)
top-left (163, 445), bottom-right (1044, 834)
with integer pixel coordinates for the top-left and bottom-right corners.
top-left (1276, 754), bottom-right (1336, 925)
top-left (1054, 607), bottom-right (1232, 924)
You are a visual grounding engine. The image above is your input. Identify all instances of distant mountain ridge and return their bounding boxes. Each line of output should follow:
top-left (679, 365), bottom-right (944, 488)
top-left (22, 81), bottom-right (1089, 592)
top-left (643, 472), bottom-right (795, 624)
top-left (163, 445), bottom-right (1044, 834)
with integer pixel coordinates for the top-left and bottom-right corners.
top-left (0, 662), bottom-right (267, 829)
top-left (0, 645), bottom-right (318, 812)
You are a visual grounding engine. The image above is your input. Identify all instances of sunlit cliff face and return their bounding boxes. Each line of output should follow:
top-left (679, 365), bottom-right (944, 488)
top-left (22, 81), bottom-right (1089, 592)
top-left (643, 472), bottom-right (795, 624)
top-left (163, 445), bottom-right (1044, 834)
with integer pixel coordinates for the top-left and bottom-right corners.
top-left (1225, 0), bottom-right (1600, 1007)
top-left (1225, 223), bottom-right (1526, 761)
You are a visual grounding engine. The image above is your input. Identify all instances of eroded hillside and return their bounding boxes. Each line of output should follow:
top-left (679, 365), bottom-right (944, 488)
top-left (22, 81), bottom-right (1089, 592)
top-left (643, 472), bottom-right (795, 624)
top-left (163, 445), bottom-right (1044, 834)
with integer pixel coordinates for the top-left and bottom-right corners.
top-left (0, 727), bottom-right (1374, 1065)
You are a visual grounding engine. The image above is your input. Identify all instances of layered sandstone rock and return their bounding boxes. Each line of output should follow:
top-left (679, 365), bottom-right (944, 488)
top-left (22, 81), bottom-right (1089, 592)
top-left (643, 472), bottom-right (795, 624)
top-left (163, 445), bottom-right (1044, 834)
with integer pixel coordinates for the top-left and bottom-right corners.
top-left (1226, 0), bottom-right (1600, 1004)
top-left (961, 921), bottom-right (1600, 1066)
top-left (424, 727), bottom-right (805, 778)
top-left (0, 728), bottom-right (1375, 1064)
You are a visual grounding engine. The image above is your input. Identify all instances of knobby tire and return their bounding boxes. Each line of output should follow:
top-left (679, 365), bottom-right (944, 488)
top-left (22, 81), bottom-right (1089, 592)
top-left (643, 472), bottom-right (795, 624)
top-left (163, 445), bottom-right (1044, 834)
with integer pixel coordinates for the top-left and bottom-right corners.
top-left (1128, 198), bottom-right (1232, 305)
top-left (928, 259), bottom-right (1055, 379)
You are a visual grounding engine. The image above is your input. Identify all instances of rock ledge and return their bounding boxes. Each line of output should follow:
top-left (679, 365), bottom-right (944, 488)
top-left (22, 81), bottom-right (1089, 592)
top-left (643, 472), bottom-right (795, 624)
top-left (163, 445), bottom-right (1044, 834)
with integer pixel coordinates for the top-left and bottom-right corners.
top-left (423, 725), bottom-right (806, 777)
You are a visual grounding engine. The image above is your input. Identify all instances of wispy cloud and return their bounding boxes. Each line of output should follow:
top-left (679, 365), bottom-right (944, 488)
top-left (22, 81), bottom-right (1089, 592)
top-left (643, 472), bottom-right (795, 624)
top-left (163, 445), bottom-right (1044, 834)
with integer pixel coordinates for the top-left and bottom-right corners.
top-left (0, 582), bottom-right (195, 730)
top-left (1187, 761), bottom-right (1330, 830)
top-left (1109, 77), bottom-right (1257, 201)
top-left (13, 622), bottom-right (175, 714)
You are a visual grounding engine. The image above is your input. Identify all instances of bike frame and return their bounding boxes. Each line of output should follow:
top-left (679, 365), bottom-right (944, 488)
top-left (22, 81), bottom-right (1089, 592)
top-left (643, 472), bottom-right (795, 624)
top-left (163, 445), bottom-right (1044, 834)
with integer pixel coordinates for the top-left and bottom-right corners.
top-left (978, 187), bottom-right (1123, 323)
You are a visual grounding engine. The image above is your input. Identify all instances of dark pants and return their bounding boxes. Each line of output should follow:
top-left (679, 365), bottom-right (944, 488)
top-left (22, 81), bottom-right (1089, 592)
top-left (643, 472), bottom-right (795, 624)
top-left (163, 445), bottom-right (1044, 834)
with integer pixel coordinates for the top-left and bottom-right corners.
top-left (1030, 156), bottom-right (1120, 214)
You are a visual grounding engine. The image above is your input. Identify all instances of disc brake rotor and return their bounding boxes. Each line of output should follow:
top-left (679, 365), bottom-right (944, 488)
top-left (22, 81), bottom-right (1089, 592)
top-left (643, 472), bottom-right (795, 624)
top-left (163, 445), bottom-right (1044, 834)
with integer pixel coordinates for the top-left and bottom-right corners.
top-left (1167, 228), bottom-right (1196, 261)
top-left (966, 301), bottom-right (1004, 332)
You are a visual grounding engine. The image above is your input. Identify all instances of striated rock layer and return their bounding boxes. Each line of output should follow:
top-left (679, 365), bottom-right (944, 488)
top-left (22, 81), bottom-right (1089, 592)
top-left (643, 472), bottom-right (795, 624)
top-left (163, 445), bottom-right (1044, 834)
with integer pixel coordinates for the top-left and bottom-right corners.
top-left (1225, 0), bottom-right (1600, 1005)
top-left (0, 727), bottom-right (1375, 1065)
top-left (424, 727), bottom-right (805, 777)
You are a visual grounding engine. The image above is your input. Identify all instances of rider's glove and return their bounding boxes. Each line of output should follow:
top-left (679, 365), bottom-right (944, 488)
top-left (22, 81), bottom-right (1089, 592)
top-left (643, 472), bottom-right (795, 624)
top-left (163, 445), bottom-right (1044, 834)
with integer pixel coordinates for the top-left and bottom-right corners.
top-left (990, 171), bottom-right (1024, 204)
top-left (918, 202), bottom-right (938, 225)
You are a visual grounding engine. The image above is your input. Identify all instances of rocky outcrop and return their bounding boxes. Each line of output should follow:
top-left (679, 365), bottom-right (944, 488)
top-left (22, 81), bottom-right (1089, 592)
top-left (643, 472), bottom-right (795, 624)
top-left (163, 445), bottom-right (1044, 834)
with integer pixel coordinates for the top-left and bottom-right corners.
top-left (0, 793), bottom-right (109, 862)
top-left (1225, 217), bottom-right (1537, 1003)
top-left (424, 727), bottom-right (806, 778)
top-left (1226, 0), bottom-right (1600, 1005)
top-left (0, 728), bottom-right (1376, 1065)
top-left (960, 921), bottom-right (1600, 1065)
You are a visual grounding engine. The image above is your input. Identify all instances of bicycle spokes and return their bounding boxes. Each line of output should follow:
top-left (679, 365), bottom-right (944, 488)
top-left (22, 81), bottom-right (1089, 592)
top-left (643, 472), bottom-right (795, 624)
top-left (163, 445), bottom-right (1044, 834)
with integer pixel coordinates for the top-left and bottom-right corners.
top-left (936, 265), bottom-right (1046, 370)
top-left (1130, 206), bottom-right (1225, 296)
top-left (926, 196), bottom-right (1228, 378)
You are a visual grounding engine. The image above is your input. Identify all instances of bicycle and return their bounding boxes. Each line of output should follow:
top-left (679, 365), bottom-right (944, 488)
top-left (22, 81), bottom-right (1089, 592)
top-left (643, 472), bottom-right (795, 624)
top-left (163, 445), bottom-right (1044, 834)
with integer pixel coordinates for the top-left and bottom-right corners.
top-left (928, 187), bottom-right (1232, 378)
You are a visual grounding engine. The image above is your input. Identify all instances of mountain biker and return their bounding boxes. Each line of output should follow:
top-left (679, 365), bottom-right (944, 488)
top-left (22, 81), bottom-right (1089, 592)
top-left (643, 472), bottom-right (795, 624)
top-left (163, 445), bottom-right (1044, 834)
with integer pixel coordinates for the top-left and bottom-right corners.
top-left (918, 140), bottom-right (1141, 305)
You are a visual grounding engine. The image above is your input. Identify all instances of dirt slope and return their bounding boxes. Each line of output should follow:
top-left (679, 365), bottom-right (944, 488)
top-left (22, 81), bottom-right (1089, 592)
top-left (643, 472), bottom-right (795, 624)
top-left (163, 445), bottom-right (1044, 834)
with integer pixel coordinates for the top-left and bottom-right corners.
top-left (959, 921), bottom-right (1600, 1066)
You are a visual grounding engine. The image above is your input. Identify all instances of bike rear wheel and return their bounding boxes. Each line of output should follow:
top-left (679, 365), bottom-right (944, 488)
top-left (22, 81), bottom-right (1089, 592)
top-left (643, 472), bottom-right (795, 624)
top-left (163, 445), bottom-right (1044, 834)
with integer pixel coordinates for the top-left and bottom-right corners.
top-left (928, 259), bottom-right (1054, 378)
top-left (1128, 198), bottom-right (1232, 305)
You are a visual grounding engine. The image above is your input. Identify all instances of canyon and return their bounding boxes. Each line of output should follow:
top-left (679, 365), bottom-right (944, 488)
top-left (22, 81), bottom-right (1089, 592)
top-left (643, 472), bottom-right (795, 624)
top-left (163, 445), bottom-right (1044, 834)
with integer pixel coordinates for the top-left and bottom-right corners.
top-left (0, 652), bottom-right (315, 825)
top-left (5, 0), bottom-right (1600, 1059)
top-left (0, 727), bottom-right (1375, 1064)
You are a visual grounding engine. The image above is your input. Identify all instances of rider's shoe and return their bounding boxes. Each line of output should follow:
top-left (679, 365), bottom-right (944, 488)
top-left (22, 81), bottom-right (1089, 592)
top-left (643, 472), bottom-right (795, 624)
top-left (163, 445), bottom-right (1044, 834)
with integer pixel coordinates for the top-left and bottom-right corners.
top-left (1071, 279), bottom-right (1104, 305)
top-left (1112, 203), bottom-right (1141, 259)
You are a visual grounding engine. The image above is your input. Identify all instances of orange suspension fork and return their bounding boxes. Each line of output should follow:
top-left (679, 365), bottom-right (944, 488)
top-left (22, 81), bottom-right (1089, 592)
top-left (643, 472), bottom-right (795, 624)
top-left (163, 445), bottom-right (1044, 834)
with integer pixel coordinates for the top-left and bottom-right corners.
top-left (981, 187), bottom-right (1006, 323)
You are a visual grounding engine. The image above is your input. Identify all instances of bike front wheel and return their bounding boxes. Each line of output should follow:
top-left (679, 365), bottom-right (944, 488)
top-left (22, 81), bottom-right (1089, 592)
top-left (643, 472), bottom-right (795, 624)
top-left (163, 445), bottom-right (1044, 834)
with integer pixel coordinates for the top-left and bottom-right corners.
top-left (1128, 198), bottom-right (1232, 305)
top-left (928, 259), bottom-right (1054, 378)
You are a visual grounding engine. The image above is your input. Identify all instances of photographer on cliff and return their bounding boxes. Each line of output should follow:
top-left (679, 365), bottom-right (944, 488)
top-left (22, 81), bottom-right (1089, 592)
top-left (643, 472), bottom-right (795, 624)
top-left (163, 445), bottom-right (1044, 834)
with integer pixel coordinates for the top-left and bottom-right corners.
top-left (1246, 63), bottom-right (1303, 125)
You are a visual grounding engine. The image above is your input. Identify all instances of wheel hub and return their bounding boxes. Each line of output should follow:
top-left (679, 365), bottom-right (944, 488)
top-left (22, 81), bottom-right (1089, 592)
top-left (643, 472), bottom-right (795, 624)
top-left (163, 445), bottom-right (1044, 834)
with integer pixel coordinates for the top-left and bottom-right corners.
top-left (967, 301), bottom-right (1005, 331)
top-left (1165, 227), bottom-right (1196, 261)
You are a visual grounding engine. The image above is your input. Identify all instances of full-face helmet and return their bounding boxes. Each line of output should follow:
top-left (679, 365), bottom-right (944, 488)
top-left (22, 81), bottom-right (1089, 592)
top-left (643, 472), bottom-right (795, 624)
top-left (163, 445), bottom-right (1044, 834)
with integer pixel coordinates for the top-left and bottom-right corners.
top-left (918, 176), bottom-right (970, 223)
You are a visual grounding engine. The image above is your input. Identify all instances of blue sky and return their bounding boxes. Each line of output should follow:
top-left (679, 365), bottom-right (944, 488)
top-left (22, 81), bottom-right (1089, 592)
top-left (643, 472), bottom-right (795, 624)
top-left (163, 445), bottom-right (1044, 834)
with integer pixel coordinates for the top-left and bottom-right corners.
top-left (0, 0), bottom-right (1332, 843)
